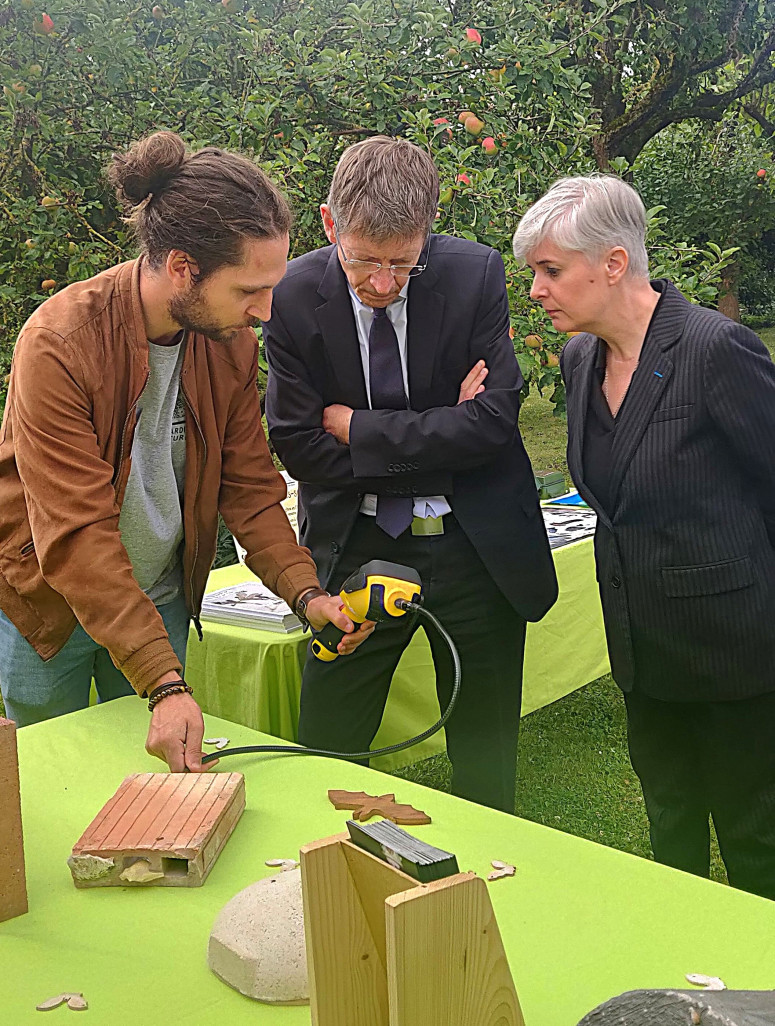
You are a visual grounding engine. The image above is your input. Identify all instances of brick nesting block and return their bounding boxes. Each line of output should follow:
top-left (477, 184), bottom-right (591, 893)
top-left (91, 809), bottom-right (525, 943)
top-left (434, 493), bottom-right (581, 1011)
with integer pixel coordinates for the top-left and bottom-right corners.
top-left (0, 717), bottom-right (28, 921)
top-left (69, 772), bottom-right (245, 888)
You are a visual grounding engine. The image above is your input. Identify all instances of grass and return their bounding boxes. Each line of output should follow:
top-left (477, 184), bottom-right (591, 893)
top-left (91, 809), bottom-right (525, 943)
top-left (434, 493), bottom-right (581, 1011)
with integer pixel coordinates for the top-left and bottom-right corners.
top-left (519, 387), bottom-right (571, 484)
top-left (758, 324), bottom-right (775, 356)
top-left (392, 321), bottom-right (775, 884)
top-left (395, 679), bottom-right (651, 852)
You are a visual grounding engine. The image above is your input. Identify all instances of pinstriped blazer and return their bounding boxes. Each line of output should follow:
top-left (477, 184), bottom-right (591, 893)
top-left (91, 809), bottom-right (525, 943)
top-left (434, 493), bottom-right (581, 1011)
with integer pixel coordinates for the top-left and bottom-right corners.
top-left (561, 281), bottom-right (775, 702)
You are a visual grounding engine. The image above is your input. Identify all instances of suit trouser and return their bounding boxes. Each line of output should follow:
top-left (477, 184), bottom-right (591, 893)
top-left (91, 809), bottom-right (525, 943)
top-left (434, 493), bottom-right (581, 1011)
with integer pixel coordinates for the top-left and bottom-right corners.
top-left (298, 513), bottom-right (527, 813)
top-left (624, 688), bottom-right (775, 899)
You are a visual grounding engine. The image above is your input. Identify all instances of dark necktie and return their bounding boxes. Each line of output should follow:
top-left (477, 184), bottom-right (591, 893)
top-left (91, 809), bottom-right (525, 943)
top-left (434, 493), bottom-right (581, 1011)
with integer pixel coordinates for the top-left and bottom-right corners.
top-left (369, 307), bottom-right (413, 539)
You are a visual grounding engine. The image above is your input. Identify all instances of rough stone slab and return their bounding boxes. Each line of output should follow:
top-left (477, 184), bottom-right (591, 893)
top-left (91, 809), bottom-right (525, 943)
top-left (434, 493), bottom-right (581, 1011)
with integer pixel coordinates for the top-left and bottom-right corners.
top-left (577, 989), bottom-right (775, 1025)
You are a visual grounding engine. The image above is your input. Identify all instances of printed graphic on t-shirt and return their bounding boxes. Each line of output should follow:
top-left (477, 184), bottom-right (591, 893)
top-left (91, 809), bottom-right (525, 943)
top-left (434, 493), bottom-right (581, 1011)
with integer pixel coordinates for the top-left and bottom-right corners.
top-left (172, 392), bottom-right (186, 446)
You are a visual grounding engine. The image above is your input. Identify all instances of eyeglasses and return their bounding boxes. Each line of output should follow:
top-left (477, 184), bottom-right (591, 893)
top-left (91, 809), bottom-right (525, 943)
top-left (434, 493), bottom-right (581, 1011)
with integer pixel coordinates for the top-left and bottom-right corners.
top-left (333, 218), bottom-right (429, 278)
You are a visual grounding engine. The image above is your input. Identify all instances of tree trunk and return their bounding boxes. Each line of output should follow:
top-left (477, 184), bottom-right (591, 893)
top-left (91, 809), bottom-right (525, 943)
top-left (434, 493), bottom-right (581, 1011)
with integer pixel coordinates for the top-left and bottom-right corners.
top-left (718, 256), bottom-right (741, 321)
top-left (592, 134), bottom-right (612, 171)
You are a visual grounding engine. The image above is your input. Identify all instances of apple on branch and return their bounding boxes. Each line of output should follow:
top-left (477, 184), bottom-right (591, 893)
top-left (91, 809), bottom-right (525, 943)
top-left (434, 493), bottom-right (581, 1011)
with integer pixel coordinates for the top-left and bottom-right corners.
top-left (33, 13), bottom-right (54, 35)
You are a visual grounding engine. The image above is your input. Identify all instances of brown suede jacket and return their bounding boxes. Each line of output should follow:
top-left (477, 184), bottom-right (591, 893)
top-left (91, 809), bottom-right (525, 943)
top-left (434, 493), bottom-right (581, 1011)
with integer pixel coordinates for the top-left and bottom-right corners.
top-left (0, 258), bottom-right (320, 697)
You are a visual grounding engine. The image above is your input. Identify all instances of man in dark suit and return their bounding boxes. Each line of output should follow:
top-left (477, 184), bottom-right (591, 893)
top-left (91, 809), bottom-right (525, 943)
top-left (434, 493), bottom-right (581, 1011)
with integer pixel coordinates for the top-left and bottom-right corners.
top-left (514, 173), bottom-right (775, 896)
top-left (263, 137), bottom-right (557, 812)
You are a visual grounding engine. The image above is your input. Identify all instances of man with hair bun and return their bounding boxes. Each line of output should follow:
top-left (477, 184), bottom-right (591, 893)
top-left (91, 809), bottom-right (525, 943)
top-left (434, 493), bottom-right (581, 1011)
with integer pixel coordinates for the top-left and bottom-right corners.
top-left (263, 136), bottom-right (557, 813)
top-left (0, 130), bottom-right (369, 771)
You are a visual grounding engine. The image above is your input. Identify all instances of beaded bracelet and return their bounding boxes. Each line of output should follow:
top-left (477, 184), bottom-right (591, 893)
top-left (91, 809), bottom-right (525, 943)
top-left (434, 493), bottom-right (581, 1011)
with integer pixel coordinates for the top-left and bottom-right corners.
top-left (147, 680), bottom-right (193, 712)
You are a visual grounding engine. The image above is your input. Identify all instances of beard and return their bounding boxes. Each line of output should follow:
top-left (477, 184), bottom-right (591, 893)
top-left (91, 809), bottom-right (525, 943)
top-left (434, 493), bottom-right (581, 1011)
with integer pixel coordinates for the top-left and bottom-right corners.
top-left (167, 284), bottom-right (258, 344)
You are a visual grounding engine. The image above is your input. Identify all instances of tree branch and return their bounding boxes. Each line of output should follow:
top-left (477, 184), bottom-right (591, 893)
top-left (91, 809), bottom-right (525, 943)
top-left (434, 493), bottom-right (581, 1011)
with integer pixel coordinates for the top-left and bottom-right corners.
top-left (742, 102), bottom-right (775, 139)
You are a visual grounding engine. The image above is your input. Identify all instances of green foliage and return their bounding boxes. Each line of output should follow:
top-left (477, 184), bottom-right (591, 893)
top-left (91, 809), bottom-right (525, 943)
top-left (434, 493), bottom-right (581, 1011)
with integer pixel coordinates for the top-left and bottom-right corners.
top-left (0, 0), bottom-right (746, 417)
top-left (0, 0), bottom-right (594, 410)
top-left (646, 209), bottom-right (741, 307)
top-left (214, 515), bottom-right (238, 569)
top-left (635, 118), bottom-right (775, 318)
top-left (636, 120), bottom-right (775, 254)
top-left (554, 0), bottom-right (775, 166)
top-left (740, 234), bottom-right (775, 322)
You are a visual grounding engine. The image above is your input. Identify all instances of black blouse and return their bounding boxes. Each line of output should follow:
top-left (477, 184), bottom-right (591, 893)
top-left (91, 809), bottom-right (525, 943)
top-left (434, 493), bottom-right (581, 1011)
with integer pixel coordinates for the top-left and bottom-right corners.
top-left (582, 282), bottom-right (667, 517)
top-left (583, 342), bottom-right (619, 518)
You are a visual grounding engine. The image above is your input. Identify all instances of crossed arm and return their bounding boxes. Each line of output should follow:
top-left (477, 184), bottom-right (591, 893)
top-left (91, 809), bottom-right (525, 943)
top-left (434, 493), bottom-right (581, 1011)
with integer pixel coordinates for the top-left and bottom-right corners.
top-left (264, 253), bottom-right (521, 486)
top-left (322, 359), bottom-right (490, 443)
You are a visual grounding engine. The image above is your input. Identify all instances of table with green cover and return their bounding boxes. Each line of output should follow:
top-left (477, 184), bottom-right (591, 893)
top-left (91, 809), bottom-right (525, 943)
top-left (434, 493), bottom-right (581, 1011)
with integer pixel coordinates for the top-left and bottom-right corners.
top-left (4, 699), bottom-right (775, 1026)
top-left (187, 537), bottom-right (610, 770)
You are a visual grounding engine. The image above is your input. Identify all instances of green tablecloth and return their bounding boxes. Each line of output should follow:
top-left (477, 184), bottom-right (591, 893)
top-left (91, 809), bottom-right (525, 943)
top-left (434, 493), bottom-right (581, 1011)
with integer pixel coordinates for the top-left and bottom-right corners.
top-left (187, 538), bottom-right (609, 770)
top-left (4, 699), bottom-right (775, 1026)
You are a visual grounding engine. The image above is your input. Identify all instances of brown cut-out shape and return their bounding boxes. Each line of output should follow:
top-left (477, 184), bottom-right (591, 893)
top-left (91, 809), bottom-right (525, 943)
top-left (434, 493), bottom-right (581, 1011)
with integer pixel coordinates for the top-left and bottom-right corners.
top-left (329, 790), bottom-right (395, 808)
top-left (327, 789), bottom-right (431, 825)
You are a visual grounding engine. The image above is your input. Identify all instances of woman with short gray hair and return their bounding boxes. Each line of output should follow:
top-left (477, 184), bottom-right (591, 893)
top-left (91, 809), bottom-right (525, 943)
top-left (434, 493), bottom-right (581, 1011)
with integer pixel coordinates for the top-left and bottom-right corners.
top-left (514, 173), bottom-right (775, 899)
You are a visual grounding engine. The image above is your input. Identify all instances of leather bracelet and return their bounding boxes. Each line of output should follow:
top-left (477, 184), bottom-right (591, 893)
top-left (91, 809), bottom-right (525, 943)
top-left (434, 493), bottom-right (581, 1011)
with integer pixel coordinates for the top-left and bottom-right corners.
top-left (294, 587), bottom-right (330, 629)
top-left (147, 677), bottom-right (189, 700)
top-left (147, 680), bottom-right (193, 712)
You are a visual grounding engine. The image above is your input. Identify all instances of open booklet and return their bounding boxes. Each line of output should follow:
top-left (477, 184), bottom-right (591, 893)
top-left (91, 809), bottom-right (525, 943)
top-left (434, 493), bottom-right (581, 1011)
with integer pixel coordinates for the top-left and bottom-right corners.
top-left (541, 504), bottom-right (597, 549)
top-left (200, 579), bottom-right (302, 633)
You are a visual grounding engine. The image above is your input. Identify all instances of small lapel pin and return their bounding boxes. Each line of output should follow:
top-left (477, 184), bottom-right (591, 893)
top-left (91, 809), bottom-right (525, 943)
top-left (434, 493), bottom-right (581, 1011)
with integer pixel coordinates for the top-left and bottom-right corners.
top-left (653, 371), bottom-right (663, 378)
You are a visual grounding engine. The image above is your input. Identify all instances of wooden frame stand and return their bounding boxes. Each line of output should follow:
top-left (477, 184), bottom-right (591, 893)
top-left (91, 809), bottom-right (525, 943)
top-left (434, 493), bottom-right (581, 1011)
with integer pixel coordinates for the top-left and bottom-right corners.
top-left (300, 832), bottom-right (524, 1026)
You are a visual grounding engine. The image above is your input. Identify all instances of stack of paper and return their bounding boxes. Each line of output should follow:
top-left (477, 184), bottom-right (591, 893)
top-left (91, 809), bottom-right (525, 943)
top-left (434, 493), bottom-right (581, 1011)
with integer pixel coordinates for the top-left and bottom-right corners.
top-left (541, 505), bottom-right (597, 550)
top-left (200, 581), bottom-right (302, 633)
top-left (346, 819), bottom-right (460, 883)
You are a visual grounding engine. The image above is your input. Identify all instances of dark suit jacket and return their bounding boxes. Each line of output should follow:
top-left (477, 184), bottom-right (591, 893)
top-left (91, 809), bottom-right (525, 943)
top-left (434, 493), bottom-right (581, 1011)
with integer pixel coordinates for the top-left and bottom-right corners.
top-left (262, 234), bottom-right (557, 622)
top-left (561, 280), bottom-right (775, 701)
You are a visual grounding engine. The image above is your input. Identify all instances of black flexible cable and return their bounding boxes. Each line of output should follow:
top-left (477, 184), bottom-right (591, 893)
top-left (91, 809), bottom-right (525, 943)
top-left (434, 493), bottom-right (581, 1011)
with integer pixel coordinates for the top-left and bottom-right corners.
top-left (201, 602), bottom-right (459, 765)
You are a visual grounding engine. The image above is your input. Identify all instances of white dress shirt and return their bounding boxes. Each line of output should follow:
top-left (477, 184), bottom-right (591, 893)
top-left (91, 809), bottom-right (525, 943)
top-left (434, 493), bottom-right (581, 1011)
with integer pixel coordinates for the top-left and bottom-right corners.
top-left (347, 283), bottom-right (451, 519)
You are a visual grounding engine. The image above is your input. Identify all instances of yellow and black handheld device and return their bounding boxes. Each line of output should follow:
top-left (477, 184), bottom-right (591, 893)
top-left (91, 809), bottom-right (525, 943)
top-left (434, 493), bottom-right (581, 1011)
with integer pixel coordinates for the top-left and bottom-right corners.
top-left (310, 560), bottom-right (423, 662)
top-left (203, 559), bottom-right (460, 765)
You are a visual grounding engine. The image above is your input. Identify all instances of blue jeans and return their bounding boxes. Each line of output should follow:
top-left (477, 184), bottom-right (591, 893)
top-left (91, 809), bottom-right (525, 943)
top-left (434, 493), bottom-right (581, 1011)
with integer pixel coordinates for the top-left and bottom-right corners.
top-left (0, 595), bottom-right (190, 727)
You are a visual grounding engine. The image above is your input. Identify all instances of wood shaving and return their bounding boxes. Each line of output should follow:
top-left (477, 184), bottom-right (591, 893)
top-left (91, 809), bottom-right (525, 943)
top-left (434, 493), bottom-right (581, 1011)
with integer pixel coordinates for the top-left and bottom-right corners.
top-left (36, 995), bottom-right (68, 1011)
top-left (203, 737), bottom-right (230, 750)
top-left (37, 992), bottom-right (87, 1012)
top-left (686, 973), bottom-right (726, 991)
top-left (487, 860), bottom-right (516, 880)
top-left (265, 858), bottom-right (299, 872)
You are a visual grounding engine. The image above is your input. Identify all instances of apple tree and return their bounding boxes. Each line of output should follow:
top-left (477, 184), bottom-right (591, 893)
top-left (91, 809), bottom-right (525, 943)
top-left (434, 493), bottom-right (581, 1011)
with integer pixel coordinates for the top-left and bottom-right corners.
top-left (0, 0), bottom-right (748, 416)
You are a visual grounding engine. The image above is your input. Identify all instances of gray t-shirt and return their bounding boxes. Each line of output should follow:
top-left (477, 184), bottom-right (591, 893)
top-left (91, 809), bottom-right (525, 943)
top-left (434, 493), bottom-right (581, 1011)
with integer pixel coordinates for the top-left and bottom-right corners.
top-left (118, 338), bottom-right (187, 606)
